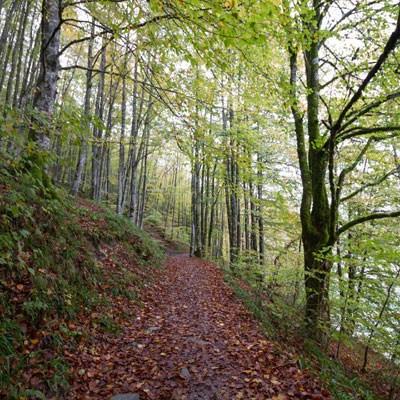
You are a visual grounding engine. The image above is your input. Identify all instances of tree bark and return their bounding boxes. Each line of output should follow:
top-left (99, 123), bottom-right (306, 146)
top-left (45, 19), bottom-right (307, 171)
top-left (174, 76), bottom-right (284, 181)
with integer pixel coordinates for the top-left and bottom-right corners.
top-left (72, 21), bottom-right (94, 196)
top-left (91, 42), bottom-right (106, 201)
top-left (27, 0), bottom-right (61, 178)
top-left (116, 49), bottom-right (129, 214)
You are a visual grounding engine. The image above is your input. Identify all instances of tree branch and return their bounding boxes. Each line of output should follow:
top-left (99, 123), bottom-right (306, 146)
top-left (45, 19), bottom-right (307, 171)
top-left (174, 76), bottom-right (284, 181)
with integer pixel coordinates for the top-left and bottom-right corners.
top-left (337, 210), bottom-right (400, 236)
top-left (340, 168), bottom-right (397, 203)
top-left (338, 92), bottom-right (400, 135)
top-left (332, 8), bottom-right (400, 133)
top-left (337, 136), bottom-right (374, 198)
top-left (63, 0), bottom-right (126, 8)
top-left (340, 127), bottom-right (400, 141)
top-left (58, 13), bottom-right (179, 56)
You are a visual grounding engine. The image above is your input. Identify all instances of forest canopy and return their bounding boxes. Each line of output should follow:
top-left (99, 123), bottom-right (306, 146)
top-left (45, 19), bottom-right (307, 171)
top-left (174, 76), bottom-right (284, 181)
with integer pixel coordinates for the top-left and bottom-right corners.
top-left (1, 0), bottom-right (400, 381)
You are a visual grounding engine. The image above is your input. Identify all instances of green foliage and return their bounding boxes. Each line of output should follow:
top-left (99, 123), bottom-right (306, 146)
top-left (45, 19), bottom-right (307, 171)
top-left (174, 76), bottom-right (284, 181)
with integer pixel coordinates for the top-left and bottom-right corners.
top-left (0, 163), bottom-right (164, 398)
top-left (145, 211), bottom-right (163, 225)
top-left (304, 341), bottom-right (379, 400)
top-left (223, 258), bottom-right (382, 399)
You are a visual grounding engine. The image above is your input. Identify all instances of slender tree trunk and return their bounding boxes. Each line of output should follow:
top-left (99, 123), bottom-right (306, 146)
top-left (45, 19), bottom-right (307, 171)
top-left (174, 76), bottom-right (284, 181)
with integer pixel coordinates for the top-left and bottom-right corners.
top-left (92, 43), bottom-right (106, 201)
top-left (208, 162), bottom-right (217, 250)
top-left (243, 182), bottom-right (250, 252)
top-left (190, 140), bottom-right (202, 257)
top-left (117, 51), bottom-right (129, 214)
top-left (20, 22), bottom-right (40, 108)
top-left (72, 22), bottom-right (94, 196)
top-left (7, 0), bottom-right (29, 107)
top-left (0, 1), bottom-right (19, 62)
top-left (98, 76), bottom-right (117, 202)
top-left (129, 60), bottom-right (142, 224)
top-left (170, 164), bottom-right (178, 239)
top-left (0, 26), bottom-right (17, 95)
top-left (249, 179), bottom-right (258, 254)
top-left (257, 153), bottom-right (265, 264)
top-left (18, 1), bottom-right (40, 107)
top-left (361, 267), bottom-right (400, 372)
top-left (138, 137), bottom-right (149, 229)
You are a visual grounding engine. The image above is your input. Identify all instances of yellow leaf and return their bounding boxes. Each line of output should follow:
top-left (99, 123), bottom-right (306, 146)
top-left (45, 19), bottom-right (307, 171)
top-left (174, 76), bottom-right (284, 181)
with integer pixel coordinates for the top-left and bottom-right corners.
top-left (271, 377), bottom-right (280, 385)
top-left (268, 395), bottom-right (286, 400)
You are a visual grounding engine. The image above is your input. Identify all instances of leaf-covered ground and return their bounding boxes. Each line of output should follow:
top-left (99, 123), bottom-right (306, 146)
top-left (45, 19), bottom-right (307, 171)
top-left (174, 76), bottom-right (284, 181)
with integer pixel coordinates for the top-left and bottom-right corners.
top-left (70, 253), bottom-right (331, 399)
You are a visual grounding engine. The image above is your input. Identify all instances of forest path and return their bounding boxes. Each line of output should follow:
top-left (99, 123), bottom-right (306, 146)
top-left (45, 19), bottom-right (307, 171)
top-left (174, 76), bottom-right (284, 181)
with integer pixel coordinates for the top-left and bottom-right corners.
top-left (72, 253), bottom-right (329, 399)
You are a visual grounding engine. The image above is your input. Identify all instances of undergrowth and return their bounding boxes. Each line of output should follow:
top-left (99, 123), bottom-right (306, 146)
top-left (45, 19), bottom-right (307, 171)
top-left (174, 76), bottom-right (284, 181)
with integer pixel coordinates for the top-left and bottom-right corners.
top-left (0, 162), bottom-right (164, 399)
top-left (223, 262), bottom-right (384, 400)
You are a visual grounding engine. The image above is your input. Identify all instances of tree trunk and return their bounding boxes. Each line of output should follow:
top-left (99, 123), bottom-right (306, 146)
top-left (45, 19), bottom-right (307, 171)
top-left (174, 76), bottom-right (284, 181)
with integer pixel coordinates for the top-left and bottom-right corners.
top-left (208, 162), bottom-right (217, 250)
top-left (27, 0), bottom-right (61, 178)
top-left (8, 0), bottom-right (29, 107)
top-left (190, 140), bottom-right (202, 257)
top-left (72, 22), bottom-right (94, 196)
top-left (249, 179), bottom-right (258, 254)
top-left (20, 19), bottom-right (40, 108)
top-left (0, 1), bottom-right (19, 62)
top-left (256, 153), bottom-right (265, 264)
top-left (289, 9), bottom-right (332, 330)
top-left (116, 50), bottom-right (129, 214)
top-left (92, 43), bottom-right (106, 201)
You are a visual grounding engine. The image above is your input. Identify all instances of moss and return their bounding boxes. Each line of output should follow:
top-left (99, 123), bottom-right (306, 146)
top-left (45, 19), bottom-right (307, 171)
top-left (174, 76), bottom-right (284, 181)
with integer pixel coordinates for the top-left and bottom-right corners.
top-left (0, 165), bottom-right (164, 398)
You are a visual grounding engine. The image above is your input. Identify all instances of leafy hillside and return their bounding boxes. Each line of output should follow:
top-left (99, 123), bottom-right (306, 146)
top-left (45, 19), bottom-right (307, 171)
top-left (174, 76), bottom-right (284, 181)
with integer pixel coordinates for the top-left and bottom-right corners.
top-left (0, 166), bottom-right (164, 399)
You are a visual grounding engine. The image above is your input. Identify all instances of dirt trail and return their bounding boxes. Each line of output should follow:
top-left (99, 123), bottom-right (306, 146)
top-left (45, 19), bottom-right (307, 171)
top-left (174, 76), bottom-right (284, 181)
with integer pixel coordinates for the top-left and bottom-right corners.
top-left (71, 253), bottom-right (330, 399)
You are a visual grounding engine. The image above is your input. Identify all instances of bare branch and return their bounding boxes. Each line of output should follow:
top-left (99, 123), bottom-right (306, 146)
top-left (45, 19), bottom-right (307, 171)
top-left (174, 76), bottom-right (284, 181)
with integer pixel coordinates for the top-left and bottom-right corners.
top-left (58, 13), bottom-right (180, 56)
top-left (332, 8), bottom-right (400, 133)
top-left (337, 136), bottom-right (374, 196)
top-left (63, 0), bottom-right (126, 8)
top-left (337, 210), bottom-right (400, 236)
top-left (340, 127), bottom-right (400, 141)
top-left (338, 92), bottom-right (400, 135)
top-left (340, 168), bottom-right (397, 203)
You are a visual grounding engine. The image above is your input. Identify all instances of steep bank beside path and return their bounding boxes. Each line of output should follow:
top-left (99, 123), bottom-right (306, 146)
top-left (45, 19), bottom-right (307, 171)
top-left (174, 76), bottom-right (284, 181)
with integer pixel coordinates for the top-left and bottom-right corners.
top-left (71, 254), bottom-right (330, 399)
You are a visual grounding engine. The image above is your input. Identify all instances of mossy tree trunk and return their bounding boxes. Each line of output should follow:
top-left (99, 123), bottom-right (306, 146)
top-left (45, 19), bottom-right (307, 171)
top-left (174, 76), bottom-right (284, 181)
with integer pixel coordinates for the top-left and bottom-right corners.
top-left (289, 1), bottom-right (400, 336)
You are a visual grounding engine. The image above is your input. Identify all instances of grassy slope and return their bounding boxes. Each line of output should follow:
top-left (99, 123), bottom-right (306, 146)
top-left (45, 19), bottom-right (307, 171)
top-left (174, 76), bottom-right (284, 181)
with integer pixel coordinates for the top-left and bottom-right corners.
top-left (0, 167), bottom-right (164, 399)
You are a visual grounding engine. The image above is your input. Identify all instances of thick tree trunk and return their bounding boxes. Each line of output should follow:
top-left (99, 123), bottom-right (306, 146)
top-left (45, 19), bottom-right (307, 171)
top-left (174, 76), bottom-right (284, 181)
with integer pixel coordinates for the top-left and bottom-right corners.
top-left (287, 0), bottom-right (333, 332)
top-left (27, 0), bottom-right (61, 179)
top-left (303, 31), bottom-right (331, 326)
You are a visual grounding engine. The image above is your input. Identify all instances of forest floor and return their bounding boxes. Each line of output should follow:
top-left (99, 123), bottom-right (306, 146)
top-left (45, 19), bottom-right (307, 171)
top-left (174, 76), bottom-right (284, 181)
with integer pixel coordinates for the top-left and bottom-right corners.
top-left (69, 237), bottom-right (330, 399)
